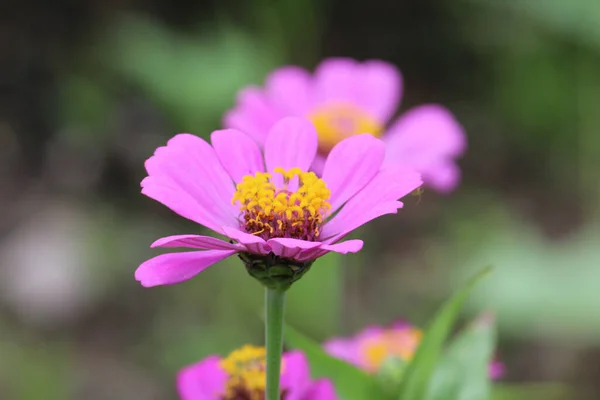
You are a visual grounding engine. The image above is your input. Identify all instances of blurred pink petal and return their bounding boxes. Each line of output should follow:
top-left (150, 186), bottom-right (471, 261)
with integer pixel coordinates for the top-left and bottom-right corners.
top-left (266, 66), bottom-right (313, 115)
top-left (177, 356), bottom-right (227, 400)
top-left (384, 104), bottom-right (466, 192)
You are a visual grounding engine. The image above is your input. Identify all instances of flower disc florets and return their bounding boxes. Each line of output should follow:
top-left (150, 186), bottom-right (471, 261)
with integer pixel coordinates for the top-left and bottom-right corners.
top-left (219, 345), bottom-right (285, 400)
top-left (232, 167), bottom-right (331, 241)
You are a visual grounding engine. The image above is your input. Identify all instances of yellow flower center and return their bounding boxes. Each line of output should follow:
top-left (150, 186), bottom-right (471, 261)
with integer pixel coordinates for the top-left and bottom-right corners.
top-left (232, 168), bottom-right (331, 241)
top-left (360, 328), bottom-right (423, 373)
top-left (219, 345), bottom-right (284, 400)
top-left (308, 103), bottom-right (383, 153)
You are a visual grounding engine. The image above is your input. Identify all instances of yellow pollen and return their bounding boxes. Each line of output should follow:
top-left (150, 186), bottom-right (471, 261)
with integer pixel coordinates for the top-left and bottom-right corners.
top-left (308, 102), bottom-right (383, 153)
top-left (360, 328), bottom-right (423, 373)
top-left (232, 168), bottom-right (331, 242)
top-left (219, 345), bottom-right (284, 400)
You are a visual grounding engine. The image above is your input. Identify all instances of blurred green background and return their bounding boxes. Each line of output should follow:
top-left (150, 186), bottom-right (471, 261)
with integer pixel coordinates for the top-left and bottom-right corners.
top-left (1, 0), bottom-right (600, 398)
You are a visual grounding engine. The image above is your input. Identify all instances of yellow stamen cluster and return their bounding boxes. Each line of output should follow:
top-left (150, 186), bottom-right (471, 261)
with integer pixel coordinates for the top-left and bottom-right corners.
top-left (361, 328), bottom-right (423, 373)
top-left (232, 167), bottom-right (331, 241)
top-left (309, 103), bottom-right (383, 153)
top-left (219, 345), bottom-right (284, 400)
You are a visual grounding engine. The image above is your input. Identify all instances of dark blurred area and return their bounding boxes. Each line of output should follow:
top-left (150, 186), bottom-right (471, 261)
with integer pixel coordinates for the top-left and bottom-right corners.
top-left (1, 0), bottom-right (600, 398)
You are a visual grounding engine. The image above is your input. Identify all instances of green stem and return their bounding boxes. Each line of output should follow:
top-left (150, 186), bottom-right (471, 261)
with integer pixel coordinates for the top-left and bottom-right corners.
top-left (265, 287), bottom-right (286, 400)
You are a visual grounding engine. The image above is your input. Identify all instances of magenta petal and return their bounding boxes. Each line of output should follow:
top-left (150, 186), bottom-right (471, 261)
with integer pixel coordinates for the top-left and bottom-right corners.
top-left (383, 104), bottom-right (466, 191)
top-left (264, 117), bottom-right (318, 173)
top-left (135, 250), bottom-right (236, 287)
top-left (323, 165), bottom-right (422, 238)
top-left (322, 134), bottom-right (385, 213)
top-left (151, 235), bottom-right (244, 251)
top-left (222, 226), bottom-right (270, 255)
top-left (296, 239), bottom-right (363, 262)
top-left (321, 240), bottom-right (363, 254)
top-left (211, 129), bottom-right (264, 183)
top-left (301, 379), bottom-right (338, 400)
top-left (142, 133), bottom-right (238, 233)
top-left (223, 87), bottom-right (282, 145)
top-left (266, 66), bottom-right (313, 116)
top-left (177, 356), bottom-right (227, 400)
top-left (280, 351), bottom-right (311, 400)
top-left (266, 238), bottom-right (322, 259)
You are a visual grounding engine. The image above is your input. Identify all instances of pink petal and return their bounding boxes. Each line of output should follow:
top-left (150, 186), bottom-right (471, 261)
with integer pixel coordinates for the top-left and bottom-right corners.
top-left (383, 104), bottom-right (466, 191)
top-left (151, 234), bottom-right (243, 251)
top-left (211, 129), bottom-right (264, 183)
top-left (357, 60), bottom-right (402, 122)
top-left (266, 66), bottom-right (314, 116)
top-left (223, 87), bottom-right (282, 145)
top-left (142, 133), bottom-right (238, 233)
top-left (422, 161), bottom-right (461, 193)
top-left (301, 379), bottom-right (338, 400)
top-left (322, 134), bottom-right (385, 213)
top-left (266, 238), bottom-right (322, 259)
top-left (135, 250), bottom-right (236, 287)
top-left (296, 239), bottom-right (363, 262)
top-left (177, 356), bottom-right (227, 400)
top-left (264, 117), bottom-right (318, 174)
top-left (222, 226), bottom-right (270, 255)
top-left (281, 351), bottom-right (312, 400)
top-left (313, 58), bottom-right (401, 122)
top-left (323, 337), bottom-right (363, 366)
top-left (313, 58), bottom-right (360, 106)
top-left (322, 165), bottom-right (422, 239)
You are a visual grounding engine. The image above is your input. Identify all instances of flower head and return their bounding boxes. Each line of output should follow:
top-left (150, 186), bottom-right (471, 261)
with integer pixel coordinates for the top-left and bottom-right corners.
top-left (178, 345), bottom-right (337, 400)
top-left (136, 117), bottom-right (422, 289)
top-left (224, 58), bottom-right (466, 192)
top-left (324, 321), bottom-right (504, 379)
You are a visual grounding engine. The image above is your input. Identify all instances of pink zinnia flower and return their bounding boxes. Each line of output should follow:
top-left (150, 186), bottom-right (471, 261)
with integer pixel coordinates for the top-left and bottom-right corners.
top-left (136, 117), bottom-right (422, 288)
top-left (324, 321), bottom-right (504, 379)
top-left (224, 58), bottom-right (466, 192)
top-left (177, 345), bottom-right (337, 399)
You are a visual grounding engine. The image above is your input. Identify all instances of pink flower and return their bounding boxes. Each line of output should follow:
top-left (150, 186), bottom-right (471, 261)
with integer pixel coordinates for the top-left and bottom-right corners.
top-left (224, 58), bottom-right (466, 192)
top-left (324, 322), bottom-right (504, 380)
top-left (177, 345), bottom-right (337, 400)
top-left (136, 117), bottom-right (422, 288)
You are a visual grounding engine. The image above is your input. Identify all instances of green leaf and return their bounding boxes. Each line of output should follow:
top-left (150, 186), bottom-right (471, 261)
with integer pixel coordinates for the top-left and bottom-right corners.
top-left (492, 383), bottom-right (571, 400)
top-left (285, 324), bottom-right (388, 400)
top-left (426, 313), bottom-right (496, 400)
top-left (396, 267), bottom-right (493, 400)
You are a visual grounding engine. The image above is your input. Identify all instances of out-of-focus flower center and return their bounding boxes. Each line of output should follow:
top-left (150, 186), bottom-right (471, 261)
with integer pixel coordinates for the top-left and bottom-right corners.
top-left (232, 168), bottom-right (331, 241)
top-left (360, 328), bottom-right (422, 373)
top-left (308, 103), bottom-right (383, 153)
top-left (220, 345), bottom-right (286, 400)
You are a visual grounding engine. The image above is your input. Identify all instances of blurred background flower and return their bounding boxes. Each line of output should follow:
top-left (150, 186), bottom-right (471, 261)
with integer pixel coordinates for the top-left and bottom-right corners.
top-left (1, 0), bottom-right (599, 398)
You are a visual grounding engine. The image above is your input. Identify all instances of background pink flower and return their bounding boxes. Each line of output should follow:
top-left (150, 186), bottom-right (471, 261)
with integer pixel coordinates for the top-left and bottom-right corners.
top-left (324, 321), bottom-right (504, 380)
top-left (136, 117), bottom-right (422, 287)
top-left (225, 58), bottom-right (466, 192)
top-left (177, 346), bottom-right (337, 400)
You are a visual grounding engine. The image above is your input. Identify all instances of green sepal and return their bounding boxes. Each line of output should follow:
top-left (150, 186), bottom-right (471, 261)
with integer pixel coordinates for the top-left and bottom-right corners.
top-left (238, 252), bottom-right (314, 291)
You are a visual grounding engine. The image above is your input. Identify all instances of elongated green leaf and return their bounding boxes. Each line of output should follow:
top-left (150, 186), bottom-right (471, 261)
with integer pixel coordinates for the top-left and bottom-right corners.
top-left (285, 324), bottom-right (388, 400)
top-left (427, 314), bottom-right (496, 400)
top-left (492, 383), bottom-right (571, 400)
top-left (397, 266), bottom-right (493, 400)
